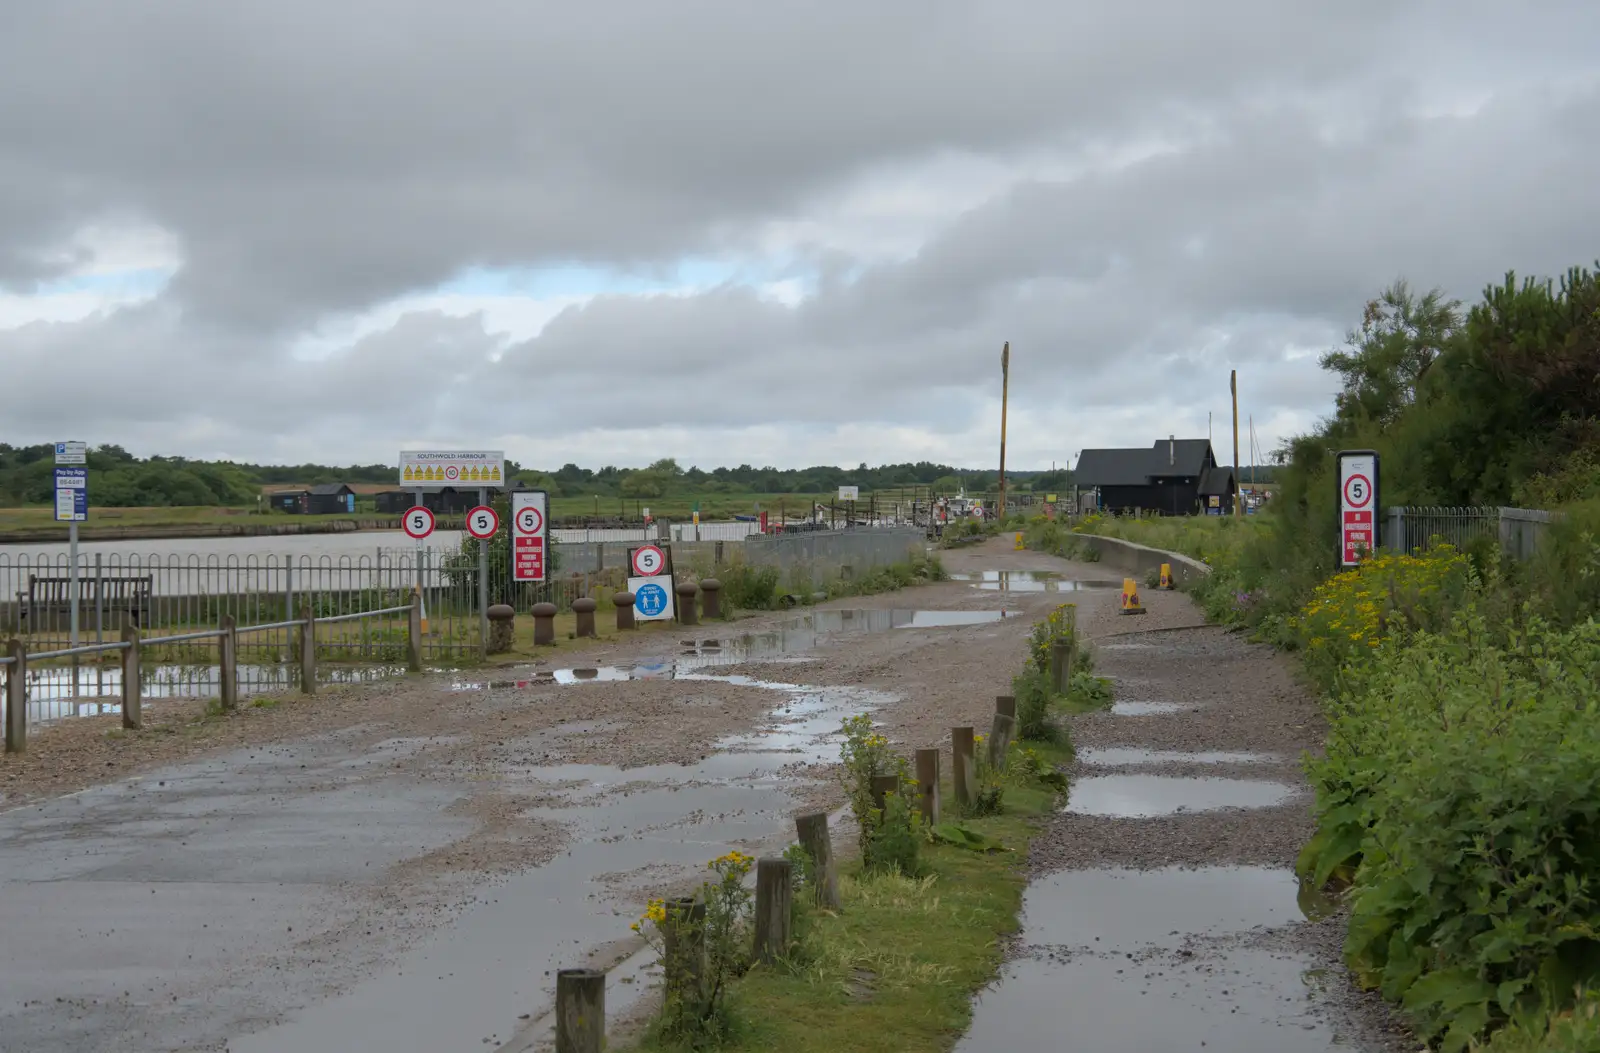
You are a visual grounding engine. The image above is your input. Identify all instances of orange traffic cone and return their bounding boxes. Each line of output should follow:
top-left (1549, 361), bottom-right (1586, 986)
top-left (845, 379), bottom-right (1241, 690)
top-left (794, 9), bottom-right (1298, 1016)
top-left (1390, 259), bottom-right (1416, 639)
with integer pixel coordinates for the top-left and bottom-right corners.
top-left (1120, 577), bottom-right (1147, 615)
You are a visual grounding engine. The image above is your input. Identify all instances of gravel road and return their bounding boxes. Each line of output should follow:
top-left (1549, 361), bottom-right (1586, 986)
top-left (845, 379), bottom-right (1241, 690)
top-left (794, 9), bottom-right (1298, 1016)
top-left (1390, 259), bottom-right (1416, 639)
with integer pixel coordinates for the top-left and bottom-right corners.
top-left (0, 534), bottom-right (1413, 1051)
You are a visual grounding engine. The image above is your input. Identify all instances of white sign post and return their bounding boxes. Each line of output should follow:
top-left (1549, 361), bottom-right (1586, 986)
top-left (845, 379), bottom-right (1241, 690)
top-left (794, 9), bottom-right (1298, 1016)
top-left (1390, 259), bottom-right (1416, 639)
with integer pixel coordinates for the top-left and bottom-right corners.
top-left (1337, 450), bottom-right (1380, 568)
top-left (512, 491), bottom-right (549, 583)
top-left (55, 442), bottom-right (89, 695)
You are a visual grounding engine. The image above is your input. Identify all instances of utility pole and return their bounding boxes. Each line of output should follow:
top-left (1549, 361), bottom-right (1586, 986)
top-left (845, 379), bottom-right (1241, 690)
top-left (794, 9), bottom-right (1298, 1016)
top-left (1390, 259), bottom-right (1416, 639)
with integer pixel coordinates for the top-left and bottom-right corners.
top-left (1230, 370), bottom-right (1242, 519)
top-left (998, 342), bottom-right (1010, 523)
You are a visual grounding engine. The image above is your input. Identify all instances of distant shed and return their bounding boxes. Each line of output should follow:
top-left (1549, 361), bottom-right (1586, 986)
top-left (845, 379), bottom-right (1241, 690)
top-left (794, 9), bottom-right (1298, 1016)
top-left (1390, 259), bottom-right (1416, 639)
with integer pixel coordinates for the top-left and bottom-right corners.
top-left (306, 483), bottom-right (356, 515)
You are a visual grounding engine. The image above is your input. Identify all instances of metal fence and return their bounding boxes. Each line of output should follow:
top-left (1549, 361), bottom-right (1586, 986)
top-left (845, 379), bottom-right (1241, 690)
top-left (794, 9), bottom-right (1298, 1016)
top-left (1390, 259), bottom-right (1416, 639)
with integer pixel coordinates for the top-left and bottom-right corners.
top-left (1385, 506), bottom-right (1561, 559)
top-left (0, 549), bottom-right (621, 661)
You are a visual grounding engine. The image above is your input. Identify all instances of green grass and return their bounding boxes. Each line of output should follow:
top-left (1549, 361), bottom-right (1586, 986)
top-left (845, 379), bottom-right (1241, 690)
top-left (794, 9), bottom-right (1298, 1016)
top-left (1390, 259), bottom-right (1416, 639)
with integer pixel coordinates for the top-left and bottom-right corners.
top-left (623, 741), bottom-right (1074, 1053)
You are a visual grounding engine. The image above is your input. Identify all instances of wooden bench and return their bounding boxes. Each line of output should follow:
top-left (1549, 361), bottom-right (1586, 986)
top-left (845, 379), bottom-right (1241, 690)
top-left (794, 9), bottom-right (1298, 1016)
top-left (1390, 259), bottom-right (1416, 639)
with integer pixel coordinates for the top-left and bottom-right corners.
top-left (25, 574), bottom-right (153, 632)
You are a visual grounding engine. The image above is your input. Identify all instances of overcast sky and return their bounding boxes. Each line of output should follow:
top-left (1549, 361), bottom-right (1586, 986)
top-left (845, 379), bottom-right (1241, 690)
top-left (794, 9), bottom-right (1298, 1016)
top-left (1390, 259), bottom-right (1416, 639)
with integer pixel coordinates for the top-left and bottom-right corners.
top-left (3, 2), bottom-right (1597, 472)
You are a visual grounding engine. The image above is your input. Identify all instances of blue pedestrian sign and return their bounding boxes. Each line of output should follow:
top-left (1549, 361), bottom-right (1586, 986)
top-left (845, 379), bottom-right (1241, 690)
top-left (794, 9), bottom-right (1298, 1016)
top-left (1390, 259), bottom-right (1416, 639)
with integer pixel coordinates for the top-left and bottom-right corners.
top-left (54, 467), bottom-right (88, 522)
top-left (635, 582), bottom-right (669, 618)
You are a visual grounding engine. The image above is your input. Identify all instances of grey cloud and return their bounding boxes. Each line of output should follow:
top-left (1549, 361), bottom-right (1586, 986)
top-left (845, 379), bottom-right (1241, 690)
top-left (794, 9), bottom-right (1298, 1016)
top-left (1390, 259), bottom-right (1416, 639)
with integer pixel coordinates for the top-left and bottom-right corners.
top-left (0, 0), bottom-right (1534, 329)
top-left (4, 2), bottom-right (1600, 467)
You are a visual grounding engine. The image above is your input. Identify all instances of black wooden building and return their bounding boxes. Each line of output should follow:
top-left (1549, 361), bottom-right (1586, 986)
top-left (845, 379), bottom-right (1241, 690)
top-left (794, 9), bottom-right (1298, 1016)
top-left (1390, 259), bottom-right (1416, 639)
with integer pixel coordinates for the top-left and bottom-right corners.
top-left (306, 483), bottom-right (357, 515)
top-left (1074, 438), bottom-right (1237, 516)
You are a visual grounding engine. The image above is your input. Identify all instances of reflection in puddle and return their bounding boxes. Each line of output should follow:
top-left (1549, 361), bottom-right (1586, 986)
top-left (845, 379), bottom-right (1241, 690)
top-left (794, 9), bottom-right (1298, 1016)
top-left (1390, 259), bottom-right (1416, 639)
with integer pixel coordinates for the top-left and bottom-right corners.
top-left (1078, 747), bottom-right (1275, 766)
top-left (1109, 700), bottom-right (1184, 716)
top-left (959, 867), bottom-right (1355, 1052)
top-left (949, 571), bottom-right (1122, 593)
top-left (1065, 775), bottom-right (1297, 817)
top-left (6, 663), bottom-right (408, 725)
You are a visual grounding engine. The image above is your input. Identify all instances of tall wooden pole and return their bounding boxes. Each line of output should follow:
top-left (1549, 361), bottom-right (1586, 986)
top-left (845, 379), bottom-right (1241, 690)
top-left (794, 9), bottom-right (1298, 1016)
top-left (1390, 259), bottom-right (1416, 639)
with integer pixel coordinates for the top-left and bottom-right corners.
top-left (1230, 370), bottom-right (1242, 519)
top-left (998, 342), bottom-right (1010, 522)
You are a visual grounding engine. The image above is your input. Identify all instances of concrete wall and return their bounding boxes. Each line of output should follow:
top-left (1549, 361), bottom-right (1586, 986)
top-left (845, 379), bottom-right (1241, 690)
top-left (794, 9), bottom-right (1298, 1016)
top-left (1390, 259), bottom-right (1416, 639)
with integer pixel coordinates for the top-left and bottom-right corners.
top-left (1075, 534), bottom-right (1211, 587)
top-left (740, 527), bottom-right (926, 583)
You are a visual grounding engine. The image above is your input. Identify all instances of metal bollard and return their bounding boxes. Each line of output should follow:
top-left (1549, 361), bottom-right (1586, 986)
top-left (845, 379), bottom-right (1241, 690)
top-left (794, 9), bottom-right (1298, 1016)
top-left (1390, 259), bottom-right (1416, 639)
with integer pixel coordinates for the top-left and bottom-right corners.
top-left (612, 591), bottom-right (636, 631)
top-left (572, 597), bottom-right (598, 639)
top-left (531, 602), bottom-right (558, 646)
top-left (698, 578), bottom-right (723, 620)
top-left (675, 582), bottom-right (700, 626)
top-left (486, 604), bottom-right (516, 654)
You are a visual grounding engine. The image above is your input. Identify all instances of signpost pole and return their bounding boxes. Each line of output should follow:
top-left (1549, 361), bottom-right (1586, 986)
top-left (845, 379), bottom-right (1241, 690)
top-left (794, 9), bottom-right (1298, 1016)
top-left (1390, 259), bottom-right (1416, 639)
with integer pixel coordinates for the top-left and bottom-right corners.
top-left (1231, 370), bottom-right (1242, 520)
top-left (69, 520), bottom-right (79, 696)
top-left (478, 487), bottom-right (489, 662)
top-left (998, 341), bottom-right (1009, 526)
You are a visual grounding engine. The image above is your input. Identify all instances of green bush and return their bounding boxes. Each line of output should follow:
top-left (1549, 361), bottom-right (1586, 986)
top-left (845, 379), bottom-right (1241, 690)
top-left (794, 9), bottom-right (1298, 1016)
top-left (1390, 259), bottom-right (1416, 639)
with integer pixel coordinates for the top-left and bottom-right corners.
top-left (1299, 609), bottom-right (1600, 1050)
top-left (719, 562), bottom-right (782, 611)
top-left (1011, 668), bottom-right (1063, 744)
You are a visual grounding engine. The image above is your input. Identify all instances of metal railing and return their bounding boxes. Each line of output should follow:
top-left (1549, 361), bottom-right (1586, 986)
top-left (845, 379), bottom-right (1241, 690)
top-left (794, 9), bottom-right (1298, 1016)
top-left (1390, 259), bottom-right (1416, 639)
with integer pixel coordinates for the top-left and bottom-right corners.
top-left (1384, 506), bottom-right (1561, 560)
top-left (0, 549), bottom-right (619, 659)
top-left (2, 599), bottom-right (420, 753)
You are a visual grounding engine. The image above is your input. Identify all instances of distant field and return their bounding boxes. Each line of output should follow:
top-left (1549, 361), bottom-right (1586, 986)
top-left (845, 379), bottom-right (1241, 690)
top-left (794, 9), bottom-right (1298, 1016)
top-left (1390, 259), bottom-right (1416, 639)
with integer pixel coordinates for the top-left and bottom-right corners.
top-left (0, 490), bottom-right (905, 539)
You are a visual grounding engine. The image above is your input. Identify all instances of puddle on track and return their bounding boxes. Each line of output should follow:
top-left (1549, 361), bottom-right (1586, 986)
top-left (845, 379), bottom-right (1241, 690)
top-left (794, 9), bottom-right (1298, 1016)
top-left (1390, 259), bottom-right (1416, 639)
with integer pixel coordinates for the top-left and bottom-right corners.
top-left (1079, 747), bottom-right (1276, 766)
top-left (229, 675), bottom-right (887, 1053)
top-left (949, 571), bottom-right (1123, 592)
top-left (1110, 700), bottom-right (1186, 716)
top-left (959, 866), bottom-right (1358, 1052)
top-left (450, 608), bottom-right (1018, 689)
top-left (1066, 775), bottom-right (1297, 817)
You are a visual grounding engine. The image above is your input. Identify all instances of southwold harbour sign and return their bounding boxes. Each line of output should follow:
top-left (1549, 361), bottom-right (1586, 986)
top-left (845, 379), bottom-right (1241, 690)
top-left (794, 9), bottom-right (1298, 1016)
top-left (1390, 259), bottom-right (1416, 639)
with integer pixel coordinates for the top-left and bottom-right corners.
top-left (399, 450), bottom-right (506, 487)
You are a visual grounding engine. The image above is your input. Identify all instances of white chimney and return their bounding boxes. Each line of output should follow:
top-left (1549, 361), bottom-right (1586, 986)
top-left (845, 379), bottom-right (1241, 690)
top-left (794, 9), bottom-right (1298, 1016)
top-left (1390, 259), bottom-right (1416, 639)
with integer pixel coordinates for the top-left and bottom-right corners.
top-left (1169, 435), bottom-right (1175, 466)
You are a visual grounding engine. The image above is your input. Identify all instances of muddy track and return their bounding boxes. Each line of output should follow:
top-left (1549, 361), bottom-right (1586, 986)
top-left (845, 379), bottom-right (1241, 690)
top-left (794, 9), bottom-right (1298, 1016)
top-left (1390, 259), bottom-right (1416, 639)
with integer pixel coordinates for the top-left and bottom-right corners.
top-left (0, 535), bottom-right (1410, 1051)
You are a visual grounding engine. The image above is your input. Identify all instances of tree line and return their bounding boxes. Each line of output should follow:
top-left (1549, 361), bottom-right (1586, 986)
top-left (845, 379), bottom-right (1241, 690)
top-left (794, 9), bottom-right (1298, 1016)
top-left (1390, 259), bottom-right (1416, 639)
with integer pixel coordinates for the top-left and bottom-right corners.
top-left (0, 445), bottom-right (1082, 508)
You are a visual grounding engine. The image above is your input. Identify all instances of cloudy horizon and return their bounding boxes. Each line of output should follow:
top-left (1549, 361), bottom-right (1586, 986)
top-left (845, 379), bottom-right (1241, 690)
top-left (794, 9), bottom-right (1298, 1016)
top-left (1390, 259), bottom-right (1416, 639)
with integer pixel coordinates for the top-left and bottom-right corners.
top-left (3, 2), bottom-right (1597, 471)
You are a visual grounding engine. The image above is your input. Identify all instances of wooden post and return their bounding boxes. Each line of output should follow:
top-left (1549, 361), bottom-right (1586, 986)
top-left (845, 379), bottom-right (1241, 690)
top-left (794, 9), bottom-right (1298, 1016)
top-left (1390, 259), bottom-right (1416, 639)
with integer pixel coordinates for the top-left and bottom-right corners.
top-left (988, 712), bottom-right (1016, 770)
top-left (299, 605), bottom-right (315, 696)
top-left (121, 626), bottom-right (141, 730)
top-left (951, 727), bottom-right (976, 809)
top-left (219, 615), bottom-right (238, 711)
top-left (998, 341), bottom-right (1010, 524)
top-left (554, 968), bottom-right (605, 1053)
top-left (752, 857), bottom-right (794, 965)
top-left (406, 592), bottom-right (423, 672)
top-left (869, 773), bottom-right (899, 813)
top-left (4, 639), bottom-right (25, 753)
top-left (663, 896), bottom-right (706, 1008)
top-left (1231, 369), bottom-right (1242, 520)
top-left (995, 694), bottom-right (1016, 718)
top-left (794, 812), bottom-right (840, 910)
top-left (1050, 639), bottom-right (1071, 693)
top-left (915, 747), bottom-right (941, 825)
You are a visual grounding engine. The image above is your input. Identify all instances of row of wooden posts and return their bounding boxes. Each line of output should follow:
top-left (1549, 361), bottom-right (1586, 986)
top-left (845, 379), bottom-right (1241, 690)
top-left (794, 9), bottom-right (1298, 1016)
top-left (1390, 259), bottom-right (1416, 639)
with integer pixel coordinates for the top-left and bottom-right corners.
top-left (550, 692), bottom-right (1020, 1052)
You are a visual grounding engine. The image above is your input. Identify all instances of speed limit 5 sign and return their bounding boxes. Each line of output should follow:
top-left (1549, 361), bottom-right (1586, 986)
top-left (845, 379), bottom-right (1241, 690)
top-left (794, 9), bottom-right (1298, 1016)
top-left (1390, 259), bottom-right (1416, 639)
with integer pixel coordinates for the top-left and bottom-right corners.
top-left (511, 490), bottom-right (549, 582)
top-left (1337, 450), bottom-right (1380, 568)
top-left (466, 505), bottom-right (500, 540)
top-left (402, 505), bottom-right (436, 540)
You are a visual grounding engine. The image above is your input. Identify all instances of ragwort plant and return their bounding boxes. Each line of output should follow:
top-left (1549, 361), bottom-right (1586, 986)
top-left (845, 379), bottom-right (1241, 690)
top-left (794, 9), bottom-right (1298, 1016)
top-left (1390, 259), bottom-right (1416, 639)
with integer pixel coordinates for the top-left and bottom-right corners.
top-left (838, 715), bottom-right (923, 877)
top-left (633, 849), bottom-right (756, 1046)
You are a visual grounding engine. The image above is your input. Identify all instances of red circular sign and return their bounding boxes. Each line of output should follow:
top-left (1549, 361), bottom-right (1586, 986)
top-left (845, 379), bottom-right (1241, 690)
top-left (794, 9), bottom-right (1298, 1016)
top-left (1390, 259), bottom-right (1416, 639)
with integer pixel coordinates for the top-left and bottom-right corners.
top-left (444, 465), bottom-right (460, 481)
top-left (515, 505), bottom-right (544, 535)
top-left (632, 544), bottom-right (666, 576)
top-left (1344, 473), bottom-right (1373, 509)
top-left (402, 506), bottom-right (436, 540)
top-left (465, 505), bottom-right (499, 540)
